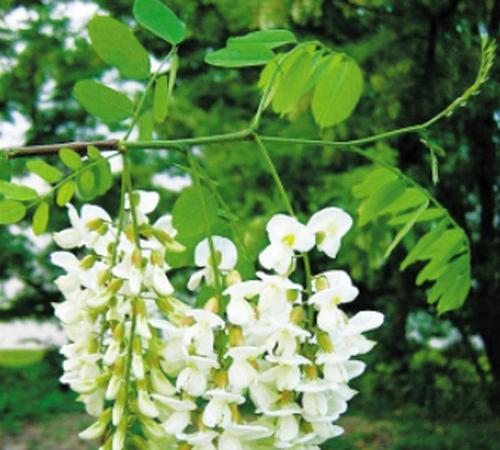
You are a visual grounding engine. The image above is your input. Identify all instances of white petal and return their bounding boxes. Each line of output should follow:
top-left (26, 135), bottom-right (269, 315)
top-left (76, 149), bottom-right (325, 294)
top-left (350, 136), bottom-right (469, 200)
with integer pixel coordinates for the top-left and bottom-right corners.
top-left (153, 267), bottom-right (174, 296)
top-left (346, 311), bottom-right (384, 334)
top-left (258, 243), bottom-right (293, 274)
top-left (187, 269), bottom-right (205, 291)
top-left (53, 228), bottom-right (82, 249)
top-left (137, 389), bottom-right (159, 418)
top-left (227, 297), bottom-right (254, 326)
top-left (81, 204), bottom-right (112, 223)
top-left (277, 415), bottom-right (299, 442)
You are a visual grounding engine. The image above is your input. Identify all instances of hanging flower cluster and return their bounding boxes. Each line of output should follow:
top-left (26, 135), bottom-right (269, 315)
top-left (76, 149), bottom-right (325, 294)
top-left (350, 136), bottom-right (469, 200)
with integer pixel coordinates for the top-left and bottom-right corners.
top-left (51, 193), bottom-right (383, 450)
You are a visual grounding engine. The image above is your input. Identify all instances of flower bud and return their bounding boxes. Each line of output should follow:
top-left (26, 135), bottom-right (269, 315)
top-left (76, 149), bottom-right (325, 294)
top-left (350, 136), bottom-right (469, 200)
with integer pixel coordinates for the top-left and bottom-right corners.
top-left (150, 249), bottom-right (163, 267)
top-left (228, 326), bottom-right (244, 346)
top-left (139, 223), bottom-right (153, 238)
top-left (97, 223), bottom-right (108, 236)
top-left (78, 408), bottom-right (111, 440)
top-left (315, 275), bottom-right (330, 291)
top-left (80, 255), bottom-right (96, 269)
top-left (132, 247), bottom-right (142, 268)
top-left (98, 269), bottom-right (112, 287)
top-left (204, 297), bottom-right (219, 314)
top-left (304, 364), bottom-right (318, 380)
top-left (86, 218), bottom-right (104, 231)
top-left (290, 306), bottom-right (304, 324)
top-left (317, 332), bottom-right (334, 353)
top-left (226, 270), bottom-right (242, 286)
top-left (214, 370), bottom-right (228, 389)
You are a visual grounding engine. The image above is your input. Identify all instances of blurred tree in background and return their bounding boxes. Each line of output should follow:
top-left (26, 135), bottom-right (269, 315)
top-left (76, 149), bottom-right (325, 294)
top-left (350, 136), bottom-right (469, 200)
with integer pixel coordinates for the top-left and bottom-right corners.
top-left (0, 0), bottom-right (498, 446)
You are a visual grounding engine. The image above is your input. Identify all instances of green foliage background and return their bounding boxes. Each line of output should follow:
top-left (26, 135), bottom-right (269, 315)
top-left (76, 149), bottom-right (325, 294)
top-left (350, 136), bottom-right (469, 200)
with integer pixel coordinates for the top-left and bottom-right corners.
top-left (0, 0), bottom-right (498, 448)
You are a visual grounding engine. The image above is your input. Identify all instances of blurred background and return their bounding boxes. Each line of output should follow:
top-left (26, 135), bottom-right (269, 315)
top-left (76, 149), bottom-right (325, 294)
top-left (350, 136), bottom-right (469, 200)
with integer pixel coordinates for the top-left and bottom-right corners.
top-left (0, 0), bottom-right (498, 449)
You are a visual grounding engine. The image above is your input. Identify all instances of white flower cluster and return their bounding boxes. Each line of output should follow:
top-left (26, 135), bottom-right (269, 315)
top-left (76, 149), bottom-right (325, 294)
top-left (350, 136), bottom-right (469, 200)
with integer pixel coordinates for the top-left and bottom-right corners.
top-left (51, 193), bottom-right (383, 450)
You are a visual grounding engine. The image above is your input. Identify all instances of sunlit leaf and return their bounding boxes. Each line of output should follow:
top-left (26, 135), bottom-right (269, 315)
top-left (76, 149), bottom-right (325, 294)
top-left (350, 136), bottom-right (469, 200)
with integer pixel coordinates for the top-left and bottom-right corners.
top-left (32, 201), bottom-right (49, 235)
top-left (0, 200), bottom-right (26, 224)
top-left (88, 15), bottom-right (150, 80)
top-left (0, 180), bottom-right (38, 201)
top-left (358, 179), bottom-right (406, 226)
top-left (26, 159), bottom-right (63, 184)
top-left (57, 181), bottom-right (76, 206)
top-left (59, 147), bottom-right (83, 171)
top-left (205, 45), bottom-right (274, 68)
top-left (271, 48), bottom-right (314, 114)
top-left (153, 75), bottom-right (168, 123)
top-left (0, 348), bottom-right (46, 367)
top-left (228, 30), bottom-right (296, 49)
top-left (139, 110), bottom-right (154, 140)
top-left (73, 80), bottom-right (134, 123)
top-left (77, 169), bottom-right (96, 200)
top-left (312, 54), bottom-right (363, 127)
top-left (133, 0), bottom-right (186, 45)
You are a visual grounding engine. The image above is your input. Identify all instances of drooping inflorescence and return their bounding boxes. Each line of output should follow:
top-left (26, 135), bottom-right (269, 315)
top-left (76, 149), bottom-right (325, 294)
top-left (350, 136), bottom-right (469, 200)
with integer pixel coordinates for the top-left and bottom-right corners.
top-left (52, 191), bottom-right (383, 450)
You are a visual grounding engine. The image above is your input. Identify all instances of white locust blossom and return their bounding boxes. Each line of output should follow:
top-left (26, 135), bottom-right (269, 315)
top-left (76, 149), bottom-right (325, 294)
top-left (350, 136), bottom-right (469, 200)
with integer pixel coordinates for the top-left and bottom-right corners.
top-left (259, 214), bottom-right (314, 274)
top-left (51, 199), bottom-right (383, 450)
top-left (307, 207), bottom-right (352, 258)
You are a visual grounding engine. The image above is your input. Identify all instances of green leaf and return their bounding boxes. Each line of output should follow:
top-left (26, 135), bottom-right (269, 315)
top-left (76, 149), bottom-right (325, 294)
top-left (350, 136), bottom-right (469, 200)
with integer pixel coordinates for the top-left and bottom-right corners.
top-left (383, 188), bottom-right (428, 215)
top-left (312, 54), bottom-right (363, 127)
top-left (384, 200), bottom-right (429, 258)
top-left (133, 0), bottom-right (186, 45)
top-left (388, 207), bottom-right (445, 226)
top-left (205, 45), bottom-right (274, 68)
top-left (88, 15), bottom-right (150, 80)
top-left (0, 153), bottom-right (11, 181)
top-left (26, 159), bottom-right (63, 183)
top-left (358, 179), bottom-right (406, 226)
top-left (272, 48), bottom-right (314, 114)
top-left (416, 229), bottom-right (466, 285)
top-left (139, 110), bottom-right (154, 140)
top-left (32, 201), bottom-right (49, 235)
top-left (87, 145), bottom-right (101, 160)
top-left (59, 147), bottom-right (83, 171)
top-left (73, 80), bottom-right (134, 123)
top-left (0, 180), bottom-right (38, 201)
top-left (77, 169), bottom-right (97, 200)
top-left (172, 186), bottom-right (219, 246)
top-left (228, 30), bottom-right (296, 49)
top-left (352, 168), bottom-right (397, 198)
top-left (57, 181), bottom-right (76, 206)
top-left (93, 158), bottom-right (113, 195)
top-left (0, 200), bottom-right (26, 224)
top-left (400, 220), bottom-right (448, 270)
top-left (153, 75), bottom-right (168, 123)
top-left (0, 348), bottom-right (46, 367)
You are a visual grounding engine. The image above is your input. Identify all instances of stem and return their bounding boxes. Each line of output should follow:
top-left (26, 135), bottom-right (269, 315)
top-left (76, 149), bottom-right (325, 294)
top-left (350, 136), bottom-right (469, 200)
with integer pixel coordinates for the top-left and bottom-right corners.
top-left (253, 133), bottom-right (313, 297)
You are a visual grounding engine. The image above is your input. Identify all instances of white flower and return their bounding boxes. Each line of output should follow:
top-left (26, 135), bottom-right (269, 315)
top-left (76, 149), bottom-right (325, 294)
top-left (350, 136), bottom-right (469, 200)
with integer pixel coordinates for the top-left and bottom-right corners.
top-left (307, 207), bottom-right (352, 258)
top-left (184, 309), bottom-right (225, 357)
top-left (226, 346), bottom-right (266, 391)
top-left (53, 204), bottom-right (112, 255)
top-left (259, 214), bottom-right (314, 274)
top-left (218, 423), bottom-right (273, 450)
top-left (125, 190), bottom-right (160, 223)
top-left (202, 389), bottom-right (245, 428)
top-left (179, 431), bottom-right (218, 450)
top-left (188, 236), bottom-right (238, 290)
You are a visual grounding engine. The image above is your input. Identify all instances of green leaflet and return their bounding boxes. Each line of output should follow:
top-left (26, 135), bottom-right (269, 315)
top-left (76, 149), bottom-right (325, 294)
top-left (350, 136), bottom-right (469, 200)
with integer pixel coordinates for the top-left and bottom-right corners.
top-left (58, 148), bottom-right (82, 171)
top-left (153, 75), bottom-right (168, 123)
top-left (228, 30), bottom-right (296, 49)
top-left (205, 44), bottom-right (274, 68)
top-left (311, 55), bottom-right (363, 127)
top-left (353, 166), bottom-right (471, 313)
top-left (172, 186), bottom-right (219, 247)
top-left (139, 110), bottom-right (154, 140)
top-left (32, 201), bottom-right (49, 235)
top-left (73, 80), bottom-right (134, 123)
top-left (77, 169), bottom-right (96, 200)
top-left (271, 48), bottom-right (314, 114)
top-left (88, 16), bottom-right (150, 80)
top-left (0, 348), bottom-right (46, 367)
top-left (57, 181), bottom-right (76, 206)
top-left (358, 179), bottom-right (406, 226)
top-left (133, 0), bottom-right (186, 45)
top-left (0, 180), bottom-right (38, 201)
top-left (26, 159), bottom-right (63, 184)
top-left (0, 200), bottom-right (26, 224)
top-left (384, 200), bottom-right (429, 258)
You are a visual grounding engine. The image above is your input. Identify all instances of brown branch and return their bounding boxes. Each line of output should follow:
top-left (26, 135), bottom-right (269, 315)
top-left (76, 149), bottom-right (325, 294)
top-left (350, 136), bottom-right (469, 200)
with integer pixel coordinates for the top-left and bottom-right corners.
top-left (3, 139), bottom-right (121, 158)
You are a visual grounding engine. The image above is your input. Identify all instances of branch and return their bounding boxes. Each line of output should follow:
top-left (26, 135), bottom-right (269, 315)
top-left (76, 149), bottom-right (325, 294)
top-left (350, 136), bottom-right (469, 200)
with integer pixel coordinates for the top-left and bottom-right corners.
top-left (5, 139), bottom-right (120, 158)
